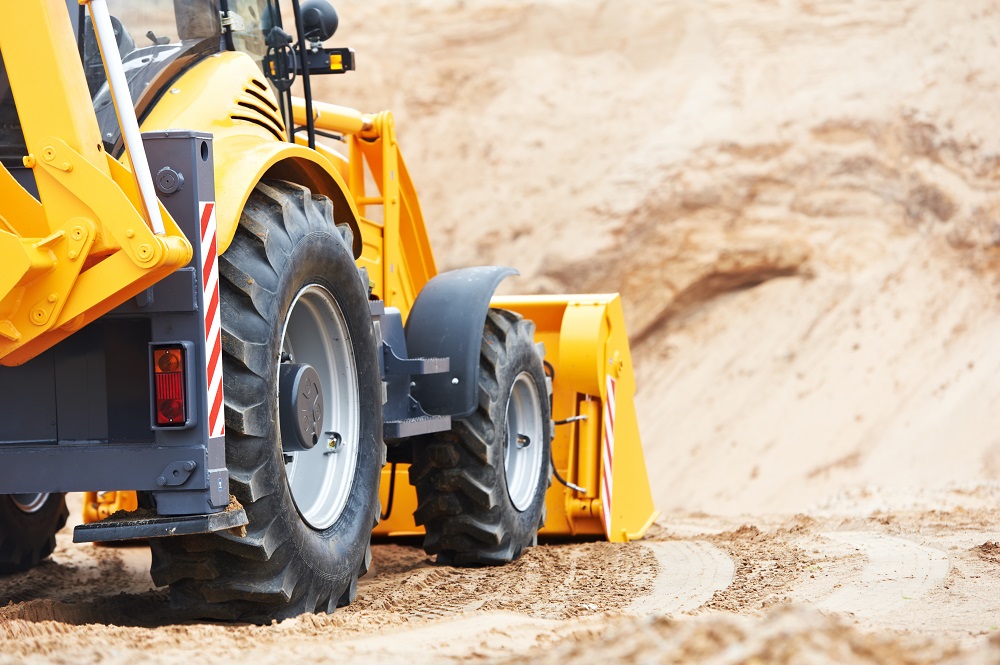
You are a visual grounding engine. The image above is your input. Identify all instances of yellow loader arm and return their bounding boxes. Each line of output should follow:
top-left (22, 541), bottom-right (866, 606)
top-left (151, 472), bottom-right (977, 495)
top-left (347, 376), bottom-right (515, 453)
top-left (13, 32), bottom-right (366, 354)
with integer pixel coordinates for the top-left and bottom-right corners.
top-left (0, 2), bottom-right (191, 367)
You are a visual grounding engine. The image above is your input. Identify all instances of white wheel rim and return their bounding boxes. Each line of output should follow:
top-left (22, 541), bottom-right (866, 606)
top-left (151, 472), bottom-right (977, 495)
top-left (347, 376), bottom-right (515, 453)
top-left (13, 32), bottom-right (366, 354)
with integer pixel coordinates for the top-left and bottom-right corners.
top-left (11, 493), bottom-right (48, 514)
top-left (504, 372), bottom-right (544, 511)
top-left (279, 285), bottom-right (360, 530)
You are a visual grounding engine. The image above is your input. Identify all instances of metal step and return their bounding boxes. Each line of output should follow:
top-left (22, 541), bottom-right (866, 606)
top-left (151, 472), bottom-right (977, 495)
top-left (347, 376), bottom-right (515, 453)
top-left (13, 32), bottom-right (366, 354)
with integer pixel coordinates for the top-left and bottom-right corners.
top-left (73, 504), bottom-right (248, 543)
top-left (384, 414), bottom-right (451, 439)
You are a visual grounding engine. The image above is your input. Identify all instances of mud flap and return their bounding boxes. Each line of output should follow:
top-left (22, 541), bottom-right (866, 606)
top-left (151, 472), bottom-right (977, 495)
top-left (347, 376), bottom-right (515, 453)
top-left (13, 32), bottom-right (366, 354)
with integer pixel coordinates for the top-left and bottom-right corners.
top-left (374, 293), bottom-right (658, 543)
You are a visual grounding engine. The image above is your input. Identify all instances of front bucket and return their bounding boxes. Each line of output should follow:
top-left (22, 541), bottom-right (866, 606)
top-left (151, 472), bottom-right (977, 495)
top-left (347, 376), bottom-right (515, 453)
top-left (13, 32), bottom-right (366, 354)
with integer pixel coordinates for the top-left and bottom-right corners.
top-left (374, 293), bottom-right (659, 542)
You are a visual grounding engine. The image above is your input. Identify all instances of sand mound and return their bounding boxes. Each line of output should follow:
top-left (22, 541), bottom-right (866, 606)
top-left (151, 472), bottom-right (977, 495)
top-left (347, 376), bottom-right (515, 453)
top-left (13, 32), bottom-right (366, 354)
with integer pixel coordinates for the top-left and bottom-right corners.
top-left (506, 606), bottom-right (1000, 665)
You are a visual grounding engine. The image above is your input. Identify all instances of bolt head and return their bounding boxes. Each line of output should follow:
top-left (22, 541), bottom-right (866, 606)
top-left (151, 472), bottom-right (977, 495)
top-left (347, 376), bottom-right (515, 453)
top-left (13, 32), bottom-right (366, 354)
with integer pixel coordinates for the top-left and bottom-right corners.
top-left (155, 166), bottom-right (184, 195)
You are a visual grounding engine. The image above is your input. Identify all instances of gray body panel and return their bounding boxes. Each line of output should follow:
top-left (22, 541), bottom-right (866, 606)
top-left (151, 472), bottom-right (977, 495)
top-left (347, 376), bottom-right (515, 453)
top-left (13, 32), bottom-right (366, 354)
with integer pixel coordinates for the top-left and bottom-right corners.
top-left (0, 131), bottom-right (230, 522)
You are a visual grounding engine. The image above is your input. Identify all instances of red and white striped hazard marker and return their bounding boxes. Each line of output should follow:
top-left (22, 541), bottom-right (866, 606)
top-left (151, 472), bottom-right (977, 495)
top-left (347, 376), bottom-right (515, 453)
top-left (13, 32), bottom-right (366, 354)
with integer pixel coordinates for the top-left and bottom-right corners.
top-left (601, 374), bottom-right (616, 539)
top-left (200, 201), bottom-right (225, 439)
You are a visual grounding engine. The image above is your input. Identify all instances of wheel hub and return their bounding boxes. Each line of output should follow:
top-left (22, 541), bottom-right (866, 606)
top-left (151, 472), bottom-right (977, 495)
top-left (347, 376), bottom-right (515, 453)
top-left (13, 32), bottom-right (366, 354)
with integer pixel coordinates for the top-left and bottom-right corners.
top-left (279, 363), bottom-right (325, 451)
top-left (278, 284), bottom-right (360, 531)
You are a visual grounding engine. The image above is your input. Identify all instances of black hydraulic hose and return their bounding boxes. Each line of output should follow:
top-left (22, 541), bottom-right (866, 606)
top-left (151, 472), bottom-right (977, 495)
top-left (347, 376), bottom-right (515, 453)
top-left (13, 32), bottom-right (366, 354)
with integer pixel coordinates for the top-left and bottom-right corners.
top-left (293, 125), bottom-right (344, 142)
top-left (543, 360), bottom-right (588, 493)
top-left (551, 415), bottom-right (588, 494)
top-left (551, 452), bottom-right (587, 494)
top-left (284, 88), bottom-right (296, 143)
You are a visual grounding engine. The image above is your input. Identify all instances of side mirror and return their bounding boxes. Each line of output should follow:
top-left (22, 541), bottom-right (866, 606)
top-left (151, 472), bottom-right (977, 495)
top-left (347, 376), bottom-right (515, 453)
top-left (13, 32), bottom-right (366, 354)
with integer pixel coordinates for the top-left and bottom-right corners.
top-left (301, 0), bottom-right (338, 42)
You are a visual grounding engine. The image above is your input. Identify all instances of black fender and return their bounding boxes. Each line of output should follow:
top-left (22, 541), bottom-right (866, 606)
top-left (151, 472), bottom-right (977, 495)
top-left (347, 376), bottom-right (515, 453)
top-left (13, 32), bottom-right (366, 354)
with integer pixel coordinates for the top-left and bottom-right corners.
top-left (405, 266), bottom-right (518, 418)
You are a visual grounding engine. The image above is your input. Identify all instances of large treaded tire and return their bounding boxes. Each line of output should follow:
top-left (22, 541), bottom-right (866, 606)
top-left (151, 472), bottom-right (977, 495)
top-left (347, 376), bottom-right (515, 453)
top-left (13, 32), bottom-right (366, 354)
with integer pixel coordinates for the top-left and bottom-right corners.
top-left (410, 309), bottom-right (552, 565)
top-left (0, 493), bottom-right (68, 574)
top-left (148, 180), bottom-right (383, 622)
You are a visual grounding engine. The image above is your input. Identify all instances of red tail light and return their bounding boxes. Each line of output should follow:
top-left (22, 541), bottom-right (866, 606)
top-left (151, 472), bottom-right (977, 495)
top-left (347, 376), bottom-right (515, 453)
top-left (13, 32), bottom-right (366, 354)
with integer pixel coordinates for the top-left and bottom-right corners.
top-left (153, 347), bottom-right (186, 426)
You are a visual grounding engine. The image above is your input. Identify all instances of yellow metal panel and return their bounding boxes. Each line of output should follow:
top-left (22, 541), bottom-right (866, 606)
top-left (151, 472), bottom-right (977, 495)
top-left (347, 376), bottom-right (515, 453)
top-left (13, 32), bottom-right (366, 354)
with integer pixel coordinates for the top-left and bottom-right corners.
top-left (394, 150), bottom-right (436, 309)
top-left (294, 135), bottom-right (351, 182)
top-left (357, 216), bottom-right (385, 299)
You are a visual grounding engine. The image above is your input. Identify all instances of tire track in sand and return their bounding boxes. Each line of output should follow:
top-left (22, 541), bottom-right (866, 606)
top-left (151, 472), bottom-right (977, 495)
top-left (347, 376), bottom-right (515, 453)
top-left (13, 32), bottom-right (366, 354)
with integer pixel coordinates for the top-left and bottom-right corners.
top-left (628, 541), bottom-right (735, 615)
top-left (814, 532), bottom-right (949, 616)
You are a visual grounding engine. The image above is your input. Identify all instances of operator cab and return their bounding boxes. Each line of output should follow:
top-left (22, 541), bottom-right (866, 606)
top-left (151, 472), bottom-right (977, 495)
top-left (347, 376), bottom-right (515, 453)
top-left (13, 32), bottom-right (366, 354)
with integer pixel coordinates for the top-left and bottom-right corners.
top-left (0, 0), bottom-right (351, 198)
top-left (71, 0), bottom-right (351, 152)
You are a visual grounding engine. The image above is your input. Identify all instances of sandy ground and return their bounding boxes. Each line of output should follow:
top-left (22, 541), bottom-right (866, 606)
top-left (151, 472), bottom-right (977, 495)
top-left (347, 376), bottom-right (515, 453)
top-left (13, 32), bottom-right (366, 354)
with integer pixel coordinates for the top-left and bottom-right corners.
top-left (3, 493), bottom-right (1000, 663)
top-left (4, 0), bottom-right (1000, 661)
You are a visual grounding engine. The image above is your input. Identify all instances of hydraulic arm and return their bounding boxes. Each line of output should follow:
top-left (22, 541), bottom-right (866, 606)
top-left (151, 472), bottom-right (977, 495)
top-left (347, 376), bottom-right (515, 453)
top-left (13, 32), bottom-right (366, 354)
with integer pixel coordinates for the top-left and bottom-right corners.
top-left (0, 0), bottom-right (191, 367)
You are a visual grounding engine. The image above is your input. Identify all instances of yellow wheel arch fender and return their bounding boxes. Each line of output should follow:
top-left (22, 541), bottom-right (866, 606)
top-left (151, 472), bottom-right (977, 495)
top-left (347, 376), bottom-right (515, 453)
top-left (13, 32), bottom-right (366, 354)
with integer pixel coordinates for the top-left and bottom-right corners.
top-left (212, 135), bottom-right (363, 258)
top-left (136, 50), bottom-right (362, 258)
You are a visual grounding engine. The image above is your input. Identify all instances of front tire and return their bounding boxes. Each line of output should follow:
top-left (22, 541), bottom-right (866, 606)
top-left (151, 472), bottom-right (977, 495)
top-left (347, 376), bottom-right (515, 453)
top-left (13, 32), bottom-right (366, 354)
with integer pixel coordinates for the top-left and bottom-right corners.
top-left (0, 493), bottom-right (68, 574)
top-left (411, 309), bottom-right (552, 565)
top-left (149, 180), bottom-right (383, 621)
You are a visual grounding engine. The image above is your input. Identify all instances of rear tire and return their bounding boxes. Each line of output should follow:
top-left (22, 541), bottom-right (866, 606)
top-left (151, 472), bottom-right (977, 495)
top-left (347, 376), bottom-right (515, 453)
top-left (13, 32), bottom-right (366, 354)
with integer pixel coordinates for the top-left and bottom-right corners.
top-left (0, 493), bottom-right (68, 574)
top-left (411, 309), bottom-right (552, 565)
top-left (149, 180), bottom-right (383, 622)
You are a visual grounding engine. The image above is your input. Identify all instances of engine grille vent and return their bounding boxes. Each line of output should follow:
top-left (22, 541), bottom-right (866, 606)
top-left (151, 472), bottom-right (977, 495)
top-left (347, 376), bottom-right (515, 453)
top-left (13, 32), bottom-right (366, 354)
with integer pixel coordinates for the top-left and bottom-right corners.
top-left (230, 79), bottom-right (285, 141)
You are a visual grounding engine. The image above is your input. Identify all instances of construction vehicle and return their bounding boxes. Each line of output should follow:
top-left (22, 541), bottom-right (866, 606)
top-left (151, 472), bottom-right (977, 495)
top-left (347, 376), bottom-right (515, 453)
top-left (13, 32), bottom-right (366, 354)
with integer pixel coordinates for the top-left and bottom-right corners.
top-left (0, 0), bottom-right (657, 621)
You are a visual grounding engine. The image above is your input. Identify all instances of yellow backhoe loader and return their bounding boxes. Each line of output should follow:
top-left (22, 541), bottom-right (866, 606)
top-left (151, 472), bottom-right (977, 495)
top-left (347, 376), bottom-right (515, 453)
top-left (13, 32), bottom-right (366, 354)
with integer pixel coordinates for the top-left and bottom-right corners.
top-left (0, 0), bottom-right (656, 621)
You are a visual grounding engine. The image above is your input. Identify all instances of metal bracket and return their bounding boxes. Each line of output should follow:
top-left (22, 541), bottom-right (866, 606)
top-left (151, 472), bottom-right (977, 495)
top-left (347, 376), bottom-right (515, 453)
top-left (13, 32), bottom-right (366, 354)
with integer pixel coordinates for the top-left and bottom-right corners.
top-left (220, 11), bottom-right (245, 31)
top-left (381, 342), bottom-right (449, 376)
top-left (156, 460), bottom-right (196, 487)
